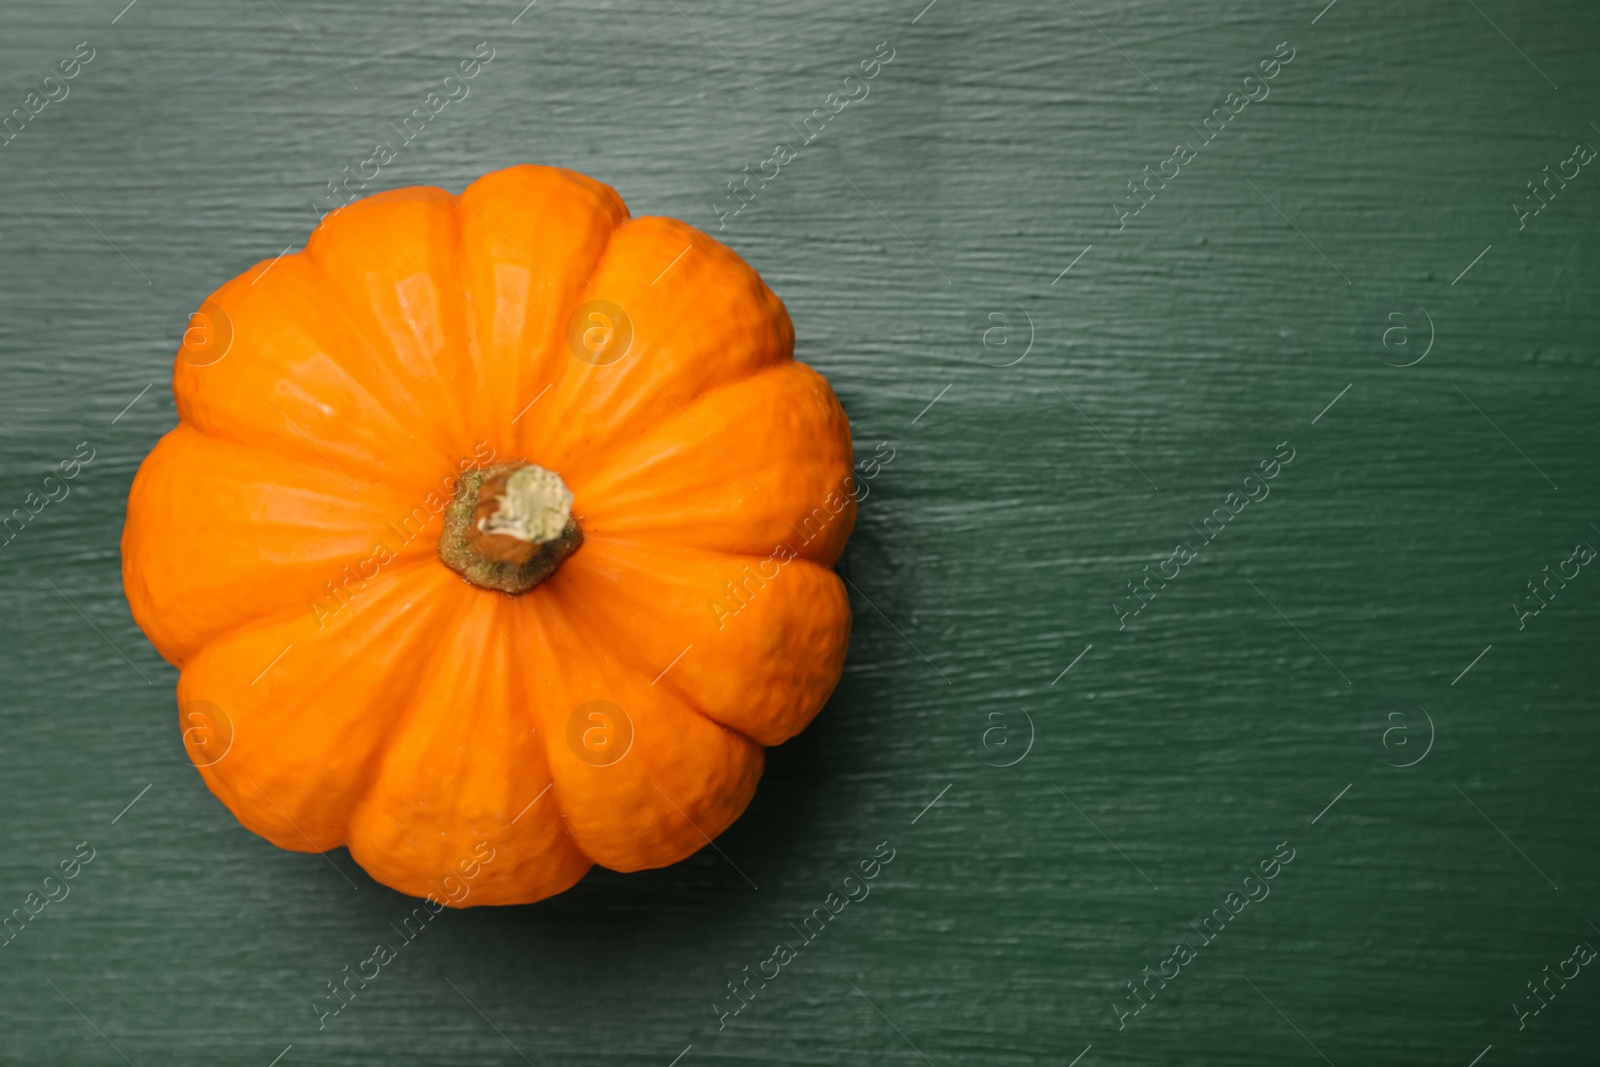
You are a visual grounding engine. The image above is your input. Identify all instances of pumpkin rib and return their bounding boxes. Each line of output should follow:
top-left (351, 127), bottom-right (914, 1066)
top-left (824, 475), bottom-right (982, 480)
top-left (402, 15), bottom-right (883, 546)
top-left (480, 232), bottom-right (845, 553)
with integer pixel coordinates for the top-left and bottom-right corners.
top-left (122, 422), bottom-right (451, 666)
top-left (455, 166), bottom-right (631, 453)
top-left (632, 562), bottom-right (849, 747)
top-left (515, 575), bottom-right (765, 872)
top-left (287, 251), bottom-right (457, 458)
top-left (144, 545), bottom-right (445, 672)
top-left (182, 563), bottom-right (472, 852)
top-left (550, 538), bottom-right (851, 746)
top-left (569, 359), bottom-right (855, 566)
top-left (300, 188), bottom-right (479, 460)
top-left (343, 575), bottom-right (593, 905)
top-left (506, 208), bottom-right (625, 466)
top-left (522, 214), bottom-right (794, 479)
top-left (175, 257), bottom-right (458, 493)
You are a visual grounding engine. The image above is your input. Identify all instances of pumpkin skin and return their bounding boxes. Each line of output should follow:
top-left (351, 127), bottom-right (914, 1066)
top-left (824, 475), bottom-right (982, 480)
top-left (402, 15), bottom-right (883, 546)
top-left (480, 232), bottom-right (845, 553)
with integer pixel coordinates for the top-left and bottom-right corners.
top-left (121, 164), bottom-right (855, 906)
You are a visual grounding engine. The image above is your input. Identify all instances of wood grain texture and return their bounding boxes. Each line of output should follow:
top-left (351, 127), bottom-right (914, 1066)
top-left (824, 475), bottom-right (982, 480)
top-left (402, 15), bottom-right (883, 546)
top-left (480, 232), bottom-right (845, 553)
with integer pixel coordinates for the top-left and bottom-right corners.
top-left (1, 0), bottom-right (1597, 1063)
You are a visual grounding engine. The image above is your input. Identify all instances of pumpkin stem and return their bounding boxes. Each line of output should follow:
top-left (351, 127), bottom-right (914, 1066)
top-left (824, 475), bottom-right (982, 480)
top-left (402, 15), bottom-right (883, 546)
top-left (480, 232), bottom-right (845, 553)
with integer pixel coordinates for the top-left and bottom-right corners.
top-left (438, 462), bottom-right (582, 594)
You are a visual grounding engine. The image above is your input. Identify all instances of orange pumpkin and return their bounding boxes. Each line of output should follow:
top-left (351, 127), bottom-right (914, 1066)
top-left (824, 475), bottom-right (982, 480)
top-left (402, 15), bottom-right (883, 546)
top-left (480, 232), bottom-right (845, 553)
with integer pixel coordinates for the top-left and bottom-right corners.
top-left (122, 164), bottom-right (855, 906)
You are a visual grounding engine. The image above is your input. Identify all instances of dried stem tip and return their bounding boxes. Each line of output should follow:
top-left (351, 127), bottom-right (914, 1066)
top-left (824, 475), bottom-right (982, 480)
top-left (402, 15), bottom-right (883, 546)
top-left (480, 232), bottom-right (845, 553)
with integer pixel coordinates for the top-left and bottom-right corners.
top-left (438, 462), bottom-right (583, 594)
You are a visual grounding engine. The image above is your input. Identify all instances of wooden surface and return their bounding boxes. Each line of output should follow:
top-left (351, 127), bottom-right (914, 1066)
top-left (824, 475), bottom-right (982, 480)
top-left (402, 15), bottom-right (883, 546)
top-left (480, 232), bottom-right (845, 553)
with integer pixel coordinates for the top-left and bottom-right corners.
top-left (1, 0), bottom-right (1598, 1063)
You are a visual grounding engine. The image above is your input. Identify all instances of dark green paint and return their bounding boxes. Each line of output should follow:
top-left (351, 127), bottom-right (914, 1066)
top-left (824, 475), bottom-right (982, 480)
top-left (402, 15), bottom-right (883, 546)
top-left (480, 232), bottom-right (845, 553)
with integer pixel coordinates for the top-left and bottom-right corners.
top-left (0, 0), bottom-right (1597, 1063)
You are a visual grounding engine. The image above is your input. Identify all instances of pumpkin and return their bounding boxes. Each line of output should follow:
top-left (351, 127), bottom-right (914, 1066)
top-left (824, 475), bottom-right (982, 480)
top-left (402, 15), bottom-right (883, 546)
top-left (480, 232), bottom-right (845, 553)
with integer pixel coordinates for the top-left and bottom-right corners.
top-left (122, 164), bottom-right (856, 906)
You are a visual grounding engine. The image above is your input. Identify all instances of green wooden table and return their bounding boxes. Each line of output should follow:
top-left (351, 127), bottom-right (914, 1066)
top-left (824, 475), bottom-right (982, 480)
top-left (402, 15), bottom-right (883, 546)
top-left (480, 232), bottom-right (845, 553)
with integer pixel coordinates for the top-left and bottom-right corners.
top-left (2, 0), bottom-right (1597, 1063)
